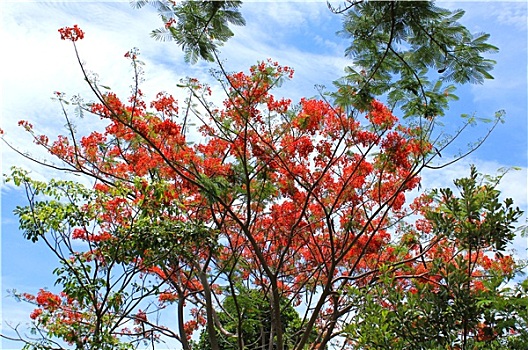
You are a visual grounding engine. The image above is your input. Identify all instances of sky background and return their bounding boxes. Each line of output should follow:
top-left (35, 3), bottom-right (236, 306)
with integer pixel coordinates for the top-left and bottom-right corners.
top-left (1, 1), bottom-right (527, 349)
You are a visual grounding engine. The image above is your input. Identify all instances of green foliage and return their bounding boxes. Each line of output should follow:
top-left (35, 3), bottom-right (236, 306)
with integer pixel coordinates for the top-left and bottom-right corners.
top-left (333, 1), bottom-right (497, 118)
top-left (135, 0), bottom-right (245, 63)
top-left (473, 278), bottom-right (528, 349)
top-left (194, 287), bottom-right (315, 350)
top-left (4, 168), bottom-right (172, 349)
top-left (344, 167), bottom-right (527, 349)
top-left (428, 165), bottom-right (524, 252)
top-left (6, 167), bottom-right (93, 243)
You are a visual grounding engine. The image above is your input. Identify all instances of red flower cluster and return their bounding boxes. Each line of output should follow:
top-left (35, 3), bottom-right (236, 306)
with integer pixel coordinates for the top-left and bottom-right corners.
top-left (150, 92), bottom-right (179, 117)
top-left (367, 99), bottom-right (398, 127)
top-left (58, 25), bottom-right (84, 42)
top-left (35, 289), bottom-right (62, 310)
top-left (18, 120), bottom-right (33, 131)
top-left (158, 292), bottom-right (178, 303)
top-left (30, 308), bottom-right (43, 320)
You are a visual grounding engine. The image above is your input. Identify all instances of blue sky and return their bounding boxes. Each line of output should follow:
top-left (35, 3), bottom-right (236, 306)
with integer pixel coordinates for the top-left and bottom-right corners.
top-left (1, 1), bottom-right (527, 348)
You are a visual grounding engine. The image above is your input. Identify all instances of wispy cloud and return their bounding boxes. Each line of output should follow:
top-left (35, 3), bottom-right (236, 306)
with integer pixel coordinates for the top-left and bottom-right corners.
top-left (444, 1), bottom-right (527, 31)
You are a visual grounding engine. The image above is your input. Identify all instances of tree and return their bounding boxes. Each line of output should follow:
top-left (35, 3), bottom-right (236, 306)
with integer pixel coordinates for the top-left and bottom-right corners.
top-left (4, 168), bottom-right (189, 349)
top-left (1, 2), bottom-right (522, 350)
top-left (344, 166), bottom-right (527, 349)
top-left (193, 287), bottom-right (317, 350)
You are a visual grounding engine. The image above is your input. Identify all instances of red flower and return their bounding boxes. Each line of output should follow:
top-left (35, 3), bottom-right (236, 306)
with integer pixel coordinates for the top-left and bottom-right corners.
top-left (134, 309), bottom-right (147, 324)
top-left (58, 25), bottom-right (84, 42)
top-left (18, 120), bottom-right (33, 130)
top-left (158, 292), bottom-right (178, 302)
top-left (29, 308), bottom-right (43, 320)
top-left (35, 289), bottom-right (61, 310)
top-left (71, 228), bottom-right (87, 240)
top-left (165, 18), bottom-right (176, 29)
top-left (367, 100), bottom-right (398, 127)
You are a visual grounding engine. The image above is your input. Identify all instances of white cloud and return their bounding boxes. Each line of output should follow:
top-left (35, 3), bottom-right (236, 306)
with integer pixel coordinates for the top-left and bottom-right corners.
top-left (445, 1), bottom-right (527, 32)
top-left (495, 3), bottom-right (528, 31)
top-left (422, 158), bottom-right (527, 207)
top-left (244, 1), bottom-right (332, 27)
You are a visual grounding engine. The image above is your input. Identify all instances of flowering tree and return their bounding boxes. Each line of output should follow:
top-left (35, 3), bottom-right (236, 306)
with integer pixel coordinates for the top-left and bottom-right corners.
top-left (1, 12), bottom-right (525, 350)
top-left (345, 166), bottom-right (527, 349)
